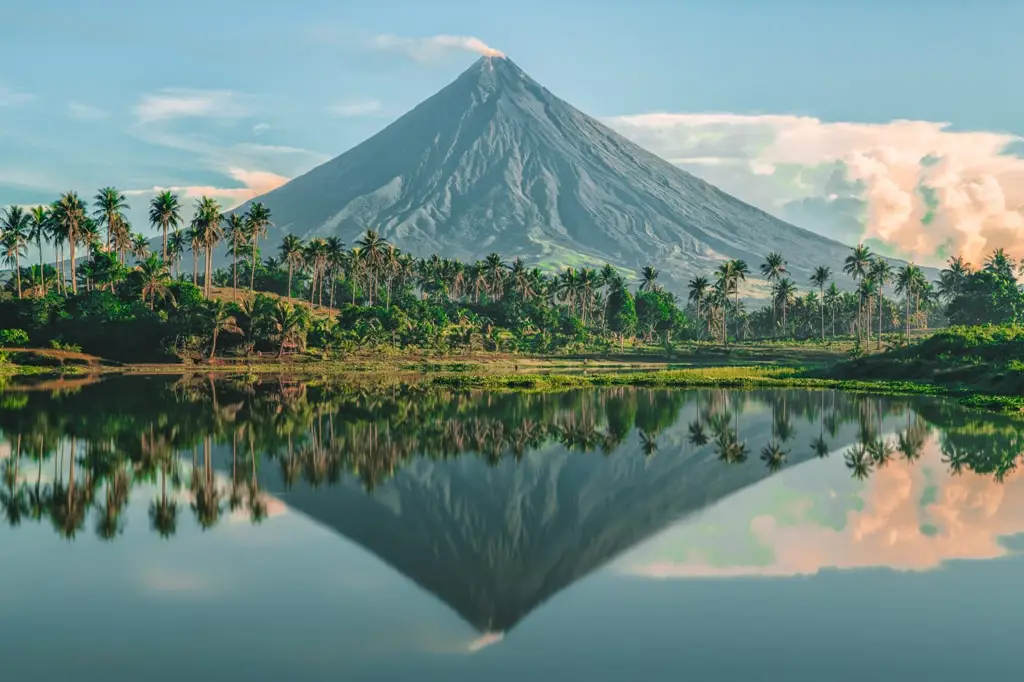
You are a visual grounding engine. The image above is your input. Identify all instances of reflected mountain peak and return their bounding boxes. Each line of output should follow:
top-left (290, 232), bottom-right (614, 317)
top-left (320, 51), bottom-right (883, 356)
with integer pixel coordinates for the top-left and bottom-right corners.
top-left (2, 376), bottom-right (1022, 633)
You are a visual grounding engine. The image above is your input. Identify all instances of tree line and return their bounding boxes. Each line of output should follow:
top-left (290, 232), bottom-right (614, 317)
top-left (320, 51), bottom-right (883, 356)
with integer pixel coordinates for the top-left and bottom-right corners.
top-left (2, 188), bottom-right (1022, 360)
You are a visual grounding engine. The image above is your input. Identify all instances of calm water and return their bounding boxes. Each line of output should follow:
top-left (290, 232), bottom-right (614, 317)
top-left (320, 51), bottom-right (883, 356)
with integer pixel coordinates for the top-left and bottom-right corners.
top-left (2, 376), bottom-right (1024, 681)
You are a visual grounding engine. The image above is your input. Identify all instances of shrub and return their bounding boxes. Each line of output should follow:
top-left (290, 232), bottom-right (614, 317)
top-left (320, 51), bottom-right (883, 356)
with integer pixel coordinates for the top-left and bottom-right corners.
top-left (0, 329), bottom-right (30, 347)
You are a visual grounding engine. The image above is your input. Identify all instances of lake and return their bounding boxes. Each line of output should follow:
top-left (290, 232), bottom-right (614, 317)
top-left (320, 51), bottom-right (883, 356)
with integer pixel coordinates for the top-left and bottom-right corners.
top-left (2, 375), bottom-right (1023, 681)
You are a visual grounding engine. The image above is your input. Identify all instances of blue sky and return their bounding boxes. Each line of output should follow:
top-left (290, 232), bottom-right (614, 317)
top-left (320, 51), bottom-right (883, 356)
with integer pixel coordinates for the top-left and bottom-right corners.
top-left (2, 0), bottom-right (1022, 263)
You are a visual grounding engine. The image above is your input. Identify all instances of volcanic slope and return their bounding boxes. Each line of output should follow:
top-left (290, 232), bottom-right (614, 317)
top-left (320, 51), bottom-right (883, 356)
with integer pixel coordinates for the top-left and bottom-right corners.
top-left (239, 56), bottom-right (860, 290)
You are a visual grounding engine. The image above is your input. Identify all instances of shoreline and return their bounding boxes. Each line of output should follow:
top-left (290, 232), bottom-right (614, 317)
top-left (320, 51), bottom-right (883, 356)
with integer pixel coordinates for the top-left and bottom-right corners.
top-left (3, 356), bottom-right (1022, 415)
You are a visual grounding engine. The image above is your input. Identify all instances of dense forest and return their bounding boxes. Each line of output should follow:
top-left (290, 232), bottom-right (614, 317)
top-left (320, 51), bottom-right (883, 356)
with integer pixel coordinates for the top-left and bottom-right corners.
top-left (1, 189), bottom-right (1023, 361)
top-left (1, 379), bottom-right (1018, 539)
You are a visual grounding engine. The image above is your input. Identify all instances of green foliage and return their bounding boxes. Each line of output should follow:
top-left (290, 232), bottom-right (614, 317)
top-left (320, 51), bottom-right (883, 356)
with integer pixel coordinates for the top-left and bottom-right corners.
top-left (945, 270), bottom-right (1024, 327)
top-left (0, 329), bottom-right (29, 347)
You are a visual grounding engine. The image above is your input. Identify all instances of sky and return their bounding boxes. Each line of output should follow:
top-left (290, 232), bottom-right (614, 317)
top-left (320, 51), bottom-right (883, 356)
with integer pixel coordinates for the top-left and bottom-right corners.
top-left (1, 0), bottom-right (1022, 265)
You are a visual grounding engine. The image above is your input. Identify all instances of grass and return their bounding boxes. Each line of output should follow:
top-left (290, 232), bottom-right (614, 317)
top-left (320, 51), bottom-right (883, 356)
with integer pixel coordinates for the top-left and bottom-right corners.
top-left (4, 329), bottom-right (1023, 415)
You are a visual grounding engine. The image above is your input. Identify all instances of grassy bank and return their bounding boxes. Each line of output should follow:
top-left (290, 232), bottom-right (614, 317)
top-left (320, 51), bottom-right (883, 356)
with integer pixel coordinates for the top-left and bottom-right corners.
top-left (4, 332), bottom-right (1023, 414)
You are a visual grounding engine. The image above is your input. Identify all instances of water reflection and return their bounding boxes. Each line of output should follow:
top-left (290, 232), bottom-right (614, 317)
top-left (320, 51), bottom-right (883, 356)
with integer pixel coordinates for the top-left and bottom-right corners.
top-left (2, 376), bottom-right (1024, 635)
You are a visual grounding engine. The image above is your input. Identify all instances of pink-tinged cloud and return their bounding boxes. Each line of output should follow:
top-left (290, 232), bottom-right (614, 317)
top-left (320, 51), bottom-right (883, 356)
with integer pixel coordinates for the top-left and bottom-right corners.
top-left (607, 113), bottom-right (1024, 265)
top-left (625, 436), bottom-right (1024, 578)
top-left (125, 168), bottom-right (288, 209)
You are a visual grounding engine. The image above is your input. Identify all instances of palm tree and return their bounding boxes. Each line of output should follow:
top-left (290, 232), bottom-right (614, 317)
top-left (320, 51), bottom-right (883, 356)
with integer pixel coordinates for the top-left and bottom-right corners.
top-left (773, 277), bottom-right (796, 336)
top-left (130, 233), bottom-right (149, 262)
top-left (193, 196), bottom-right (223, 297)
top-left (324, 236), bottom-right (345, 311)
top-left (687, 276), bottom-right (710, 339)
top-left (895, 263), bottom-right (923, 345)
top-left (28, 206), bottom-right (50, 296)
top-left (824, 282), bottom-right (840, 337)
top-left (137, 254), bottom-right (174, 310)
top-left (984, 247), bottom-right (1017, 279)
top-left (937, 255), bottom-right (971, 301)
top-left (1, 206), bottom-right (30, 298)
top-left (225, 213), bottom-right (247, 296)
top-left (843, 243), bottom-right (872, 342)
top-left (149, 191), bottom-right (182, 263)
top-left (809, 266), bottom-right (831, 341)
top-left (93, 187), bottom-right (129, 253)
top-left (167, 229), bottom-right (186, 279)
top-left (760, 252), bottom-right (787, 336)
top-left (50, 193), bottom-right (87, 295)
top-left (482, 252), bottom-right (507, 300)
top-left (356, 229), bottom-right (386, 305)
top-left (638, 265), bottom-right (660, 292)
top-left (270, 301), bottom-right (305, 357)
top-left (245, 203), bottom-right (272, 291)
top-left (279, 234), bottom-right (304, 300)
top-left (207, 299), bottom-right (242, 359)
top-left (868, 258), bottom-right (893, 349)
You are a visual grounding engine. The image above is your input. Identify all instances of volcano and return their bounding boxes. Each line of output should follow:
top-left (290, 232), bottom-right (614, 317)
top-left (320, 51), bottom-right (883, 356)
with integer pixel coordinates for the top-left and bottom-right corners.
top-left (239, 56), bottom-right (859, 290)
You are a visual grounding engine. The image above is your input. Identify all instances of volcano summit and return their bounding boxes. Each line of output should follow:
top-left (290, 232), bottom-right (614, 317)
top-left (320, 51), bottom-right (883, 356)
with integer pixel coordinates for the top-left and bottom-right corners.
top-left (241, 56), bottom-right (858, 289)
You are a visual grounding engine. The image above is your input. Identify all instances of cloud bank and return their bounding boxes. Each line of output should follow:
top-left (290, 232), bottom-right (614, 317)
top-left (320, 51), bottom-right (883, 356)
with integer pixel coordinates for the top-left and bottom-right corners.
top-left (606, 113), bottom-right (1024, 266)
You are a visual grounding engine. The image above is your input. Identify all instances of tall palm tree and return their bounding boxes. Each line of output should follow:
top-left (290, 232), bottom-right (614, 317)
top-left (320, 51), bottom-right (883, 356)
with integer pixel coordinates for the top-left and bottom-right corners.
top-left (868, 258), bottom-right (893, 349)
top-left (137, 254), bottom-right (174, 310)
top-left (93, 187), bottom-right (129, 253)
top-left (167, 229), bottom-right (186, 279)
top-left (687, 276), bottom-right (710, 340)
top-left (225, 213), bottom-right (247, 296)
top-left (760, 252), bottom-right (787, 336)
top-left (131, 233), bottom-right (149, 263)
top-left (773, 277), bottom-right (796, 335)
top-left (187, 223), bottom-right (203, 286)
top-left (324, 236), bottom-right (345, 311)
top-left (245, 203), bottom-right (272, 291)
top-left (193, 196), bottom-right (223, 297)
top-left (28, 205), bottom-right (50, 296)
top-left (1, 206), bottom-right (30, 298)
top-left (279, 234), bottom-right (304, 301)
top-left (356, 230), bottom-right (386, 305)
top-left (895, 263), bottom-right (923, 345)
top-left (843, 243), bottom-right (872, 342)
top-left (54, 192), bottom-right (87, 294)
top-left (809, 265), bottom-right (831, 341)
top-left (482, 252), bottom-right (507, 301)
top-left (149, 191), bottom-right (182, 263)
top-left (983, 247), bottom-right (1016, 279)
top-left (638, 265), bottom-right (660, 292)
top-left (715, 259), bottom-right (749, 343)
top-left (937, 254), bottom-right (971, 301)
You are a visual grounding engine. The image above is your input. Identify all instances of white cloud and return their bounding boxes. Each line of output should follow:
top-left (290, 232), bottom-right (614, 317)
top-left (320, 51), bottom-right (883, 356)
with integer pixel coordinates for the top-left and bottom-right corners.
top-left (605, 112), bottom-right (1024, 266)
top-left (0, 85), bottom-right (33, 107)
top-left (328, 98), bottom-right (383, 117)
top-left (252, 122), bottom-right (270, 135)
top-left (68, 101), bottom-right (108, 120)
top-left (133, 88), bottom-right (253, 123)
top-left (371, 33), bottom-right (504, 61)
